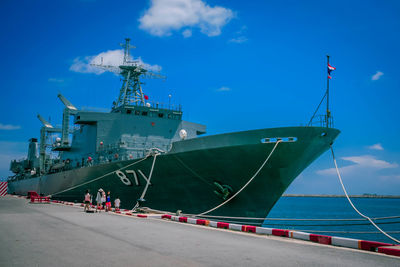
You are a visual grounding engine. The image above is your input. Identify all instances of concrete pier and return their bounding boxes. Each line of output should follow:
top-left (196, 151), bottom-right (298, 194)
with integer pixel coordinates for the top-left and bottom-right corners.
top-left (0, 196), bottom-right (399, 266)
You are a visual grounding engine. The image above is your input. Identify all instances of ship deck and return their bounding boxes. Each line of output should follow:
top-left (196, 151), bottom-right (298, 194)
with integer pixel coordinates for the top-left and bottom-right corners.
top-left (0, 196), bottom-right (398, 266)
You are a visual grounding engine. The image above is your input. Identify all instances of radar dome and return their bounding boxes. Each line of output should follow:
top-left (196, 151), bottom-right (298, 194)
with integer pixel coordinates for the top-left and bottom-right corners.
top-left (179, 129), bottom-right (187, 140)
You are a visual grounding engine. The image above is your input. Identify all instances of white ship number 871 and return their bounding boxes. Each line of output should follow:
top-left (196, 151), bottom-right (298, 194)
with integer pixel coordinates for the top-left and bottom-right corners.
top-left (115, 169), bottom-right (151, 186)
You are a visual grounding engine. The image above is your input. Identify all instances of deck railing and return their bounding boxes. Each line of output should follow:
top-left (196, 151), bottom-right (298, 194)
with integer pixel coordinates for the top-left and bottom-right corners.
top-left (307, 114), bottom-right (334, 128)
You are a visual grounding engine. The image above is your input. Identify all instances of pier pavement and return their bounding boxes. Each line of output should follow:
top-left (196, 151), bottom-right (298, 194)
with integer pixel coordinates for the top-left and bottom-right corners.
top-left (0, 196), bottom-right (399, 266)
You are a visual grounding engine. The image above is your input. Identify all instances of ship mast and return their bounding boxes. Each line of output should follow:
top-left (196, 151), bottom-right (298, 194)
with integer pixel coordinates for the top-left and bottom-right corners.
top-left (91, 38), bottom-right (165, 110)
top-left (307, 55), bottom-right (335, 128)
top-left (326, 55), bottom-right (331, 128)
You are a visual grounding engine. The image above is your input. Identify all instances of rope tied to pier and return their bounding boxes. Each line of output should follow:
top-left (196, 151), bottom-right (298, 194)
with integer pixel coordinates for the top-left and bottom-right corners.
top-left (195, 140), bottom-right (282, 216)
top-left (132, 150), bottom-right (159, 211)
top-left (330, 146), bottom-right (400, 244)
top-left (185, 214), bottom-right (400, 221)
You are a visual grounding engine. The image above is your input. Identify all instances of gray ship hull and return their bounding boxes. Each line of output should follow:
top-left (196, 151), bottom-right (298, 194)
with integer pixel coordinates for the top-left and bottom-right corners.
top-left (8, 126), bottom-right (339, 223)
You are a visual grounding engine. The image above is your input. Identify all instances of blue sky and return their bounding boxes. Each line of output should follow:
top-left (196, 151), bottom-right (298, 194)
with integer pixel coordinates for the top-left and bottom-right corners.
top-left (0, 0), bottom-right (399, 194)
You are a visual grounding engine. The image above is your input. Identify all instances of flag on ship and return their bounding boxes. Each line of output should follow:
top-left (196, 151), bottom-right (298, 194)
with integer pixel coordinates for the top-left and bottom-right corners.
top-left (328, 63), bottom-right (336, 79)
top-left (0, 181), bottom-right (7, 196)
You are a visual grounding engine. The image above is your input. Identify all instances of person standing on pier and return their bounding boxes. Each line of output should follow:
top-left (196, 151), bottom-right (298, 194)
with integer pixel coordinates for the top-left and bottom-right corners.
top-left (101, 190), bottom-right (106, 211)
top-left (84, 190), bottom-right (91, 212)
top-left (106, 191), bottom-right (111, 212)
top-left (114, 196), bottom-right (121, 211)
top-left (96, 189), bottom-right (103, 212)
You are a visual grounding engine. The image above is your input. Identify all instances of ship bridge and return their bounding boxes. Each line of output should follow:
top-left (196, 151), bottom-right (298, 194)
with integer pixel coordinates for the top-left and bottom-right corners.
top-left (69, 101), bottom-right (205, 167)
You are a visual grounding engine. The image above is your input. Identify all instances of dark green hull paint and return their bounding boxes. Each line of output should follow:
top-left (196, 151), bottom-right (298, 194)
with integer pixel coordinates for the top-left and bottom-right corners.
top-left (8, 126), bottom-right (339, 224)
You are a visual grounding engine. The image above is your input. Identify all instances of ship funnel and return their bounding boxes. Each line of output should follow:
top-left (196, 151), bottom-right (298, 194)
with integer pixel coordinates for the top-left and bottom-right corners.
top-left (37, 114), bottom-right (54, 128)
top-left (27, 138), bottom-right (39, 169)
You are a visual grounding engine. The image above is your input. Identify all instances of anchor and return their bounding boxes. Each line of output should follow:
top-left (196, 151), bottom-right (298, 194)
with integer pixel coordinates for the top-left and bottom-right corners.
top-left (213, 181), bottom-right (233, 200)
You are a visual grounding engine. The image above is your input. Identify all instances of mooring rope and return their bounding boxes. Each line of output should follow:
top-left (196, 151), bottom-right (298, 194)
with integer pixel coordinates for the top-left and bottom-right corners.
top-left (265, 215), bottom-right (400, 221)
top-left (188, 214), bottom-right (400, 221)
top-left (196, 140), bottom-right (282, 216)
top-left (263, 221), bottom-right (400, 227)
top-left (132, 152), bottom-right (159, 211)
top-left (331, 146), bottom-right (400, 244)
top-left (296, 230), bottom-right (400, 234)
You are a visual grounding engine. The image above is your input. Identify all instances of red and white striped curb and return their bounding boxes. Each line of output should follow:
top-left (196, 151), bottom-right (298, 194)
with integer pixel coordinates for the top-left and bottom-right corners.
top-left (9, 195), bottom-right (400, 258)
top-left (154, 214), bottom-right (400, 258)
top-left (30, 197), bottom-right (50, 203)
top-left (0, 182), bottom-right (8, 196)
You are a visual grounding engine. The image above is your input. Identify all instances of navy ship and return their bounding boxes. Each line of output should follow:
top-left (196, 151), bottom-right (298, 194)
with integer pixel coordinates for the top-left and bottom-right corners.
top-left (7, 39), bottom-right (339, 223)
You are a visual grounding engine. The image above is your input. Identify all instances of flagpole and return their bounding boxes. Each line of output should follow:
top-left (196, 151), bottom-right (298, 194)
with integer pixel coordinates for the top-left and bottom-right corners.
top-left (326, 54), bottom-right (330, 128)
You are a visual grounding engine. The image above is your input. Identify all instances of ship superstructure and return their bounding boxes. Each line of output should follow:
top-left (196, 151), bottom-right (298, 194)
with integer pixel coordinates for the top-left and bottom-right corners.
top-left (11, 38), bottom-right (205, 179)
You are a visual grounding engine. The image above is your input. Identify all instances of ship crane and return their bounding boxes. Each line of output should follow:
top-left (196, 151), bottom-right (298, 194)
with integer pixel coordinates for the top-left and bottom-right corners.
top-left (90, 38), bottom-right (165, 110)
top-left (57, 94), bottom-right (77, 150)
top-left (37, 114), bottom-right (62, 173)
top-left (37, 104), bottom-right (76, 172)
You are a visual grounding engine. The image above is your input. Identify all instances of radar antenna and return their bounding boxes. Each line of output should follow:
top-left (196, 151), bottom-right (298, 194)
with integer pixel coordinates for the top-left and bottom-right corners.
top-left (90, 38), bottom-right (165, 110)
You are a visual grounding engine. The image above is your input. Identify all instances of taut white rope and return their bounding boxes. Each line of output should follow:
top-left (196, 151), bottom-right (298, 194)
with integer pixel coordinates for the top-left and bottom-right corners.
top-left (132, 152), bottom-right (159, 211)
top-left (197, 140), bottom-right (282, 216)
top-left (331, 146), bottom-right (400, 244)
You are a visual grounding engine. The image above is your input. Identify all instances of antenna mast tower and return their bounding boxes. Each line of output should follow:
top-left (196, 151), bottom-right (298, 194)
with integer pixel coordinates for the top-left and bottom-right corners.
top-left (91, 38), bottom-right (165, 110)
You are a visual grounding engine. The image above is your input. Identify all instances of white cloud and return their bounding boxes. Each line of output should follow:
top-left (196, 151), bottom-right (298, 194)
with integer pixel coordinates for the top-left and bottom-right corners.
top-left (0, 123), bottom-right (21, 130)
top-left (139, 0), bottom-right (234, 37)
top-left (229, 25), bottom-right (248, 44)
top-left (371, 71), bottom-right (384, 81)
top-left (236, 25), bottom-right (247, 34)
top-left (48, 78), bottom-right (64, 83)
top-left (317, 155), bottom-right (398, 176)
top-left (135, 57), bottom-right (162, 72)
top-left (229, 36), bottom-right (248, 44)
top-left (70, 56), bottom-right (103, 74)
top-left (70, 49), bottom-right (161, 75)
top-left (217, 86), bottom-right (231, 92)
top-left (379, 175), bottom-right (400, 180)
top-left (182, 29), bottom-right (192, 38)
top-left (367, 143), bottom-right (384, 151)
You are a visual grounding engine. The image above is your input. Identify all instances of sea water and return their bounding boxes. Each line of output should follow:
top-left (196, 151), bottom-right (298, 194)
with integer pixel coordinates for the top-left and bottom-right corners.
top-left (264, 197), bottom-right (400, 244)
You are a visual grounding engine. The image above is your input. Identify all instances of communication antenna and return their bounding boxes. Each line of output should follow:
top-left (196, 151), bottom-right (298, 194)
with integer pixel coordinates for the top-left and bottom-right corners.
top-left (120, 38), bottom-right (135, 64)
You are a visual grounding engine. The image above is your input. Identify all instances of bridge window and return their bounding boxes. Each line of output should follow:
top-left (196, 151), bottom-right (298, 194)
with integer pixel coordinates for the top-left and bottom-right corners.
top-left (158, 113), bottom-right (164, 118)
top-left (142, 111), bottom-right (148, 116)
